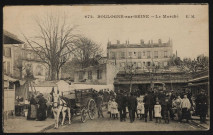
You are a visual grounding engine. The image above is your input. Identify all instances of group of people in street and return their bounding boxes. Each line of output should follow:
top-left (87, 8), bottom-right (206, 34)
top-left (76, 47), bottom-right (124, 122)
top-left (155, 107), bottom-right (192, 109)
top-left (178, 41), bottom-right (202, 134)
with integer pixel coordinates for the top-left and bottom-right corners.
top-left (25, 87), bottom-right (208, 125)
top-left (27, 93), bottom-right (48, 121)
top-left (105, 88), bottom-right (208, 124)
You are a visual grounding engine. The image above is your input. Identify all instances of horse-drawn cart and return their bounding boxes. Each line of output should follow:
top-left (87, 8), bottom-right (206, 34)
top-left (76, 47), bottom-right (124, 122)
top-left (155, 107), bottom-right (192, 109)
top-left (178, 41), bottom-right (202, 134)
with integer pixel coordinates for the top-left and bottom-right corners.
top-left (62, 88), bottom-right (97, 123)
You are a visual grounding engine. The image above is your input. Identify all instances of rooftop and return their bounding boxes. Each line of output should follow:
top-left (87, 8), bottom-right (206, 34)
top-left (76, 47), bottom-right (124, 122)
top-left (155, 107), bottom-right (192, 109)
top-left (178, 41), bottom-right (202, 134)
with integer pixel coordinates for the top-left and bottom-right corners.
top-left (107, 39), bottom-right (172, 49)
top-left (3, 30), bottom-right (24, 44)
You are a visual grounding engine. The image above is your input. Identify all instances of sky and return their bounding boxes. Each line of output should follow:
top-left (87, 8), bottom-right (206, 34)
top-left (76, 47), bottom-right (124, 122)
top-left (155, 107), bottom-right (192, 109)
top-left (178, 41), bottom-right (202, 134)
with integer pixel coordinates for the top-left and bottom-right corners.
top-left (3, 5), bottom-right (209, 59)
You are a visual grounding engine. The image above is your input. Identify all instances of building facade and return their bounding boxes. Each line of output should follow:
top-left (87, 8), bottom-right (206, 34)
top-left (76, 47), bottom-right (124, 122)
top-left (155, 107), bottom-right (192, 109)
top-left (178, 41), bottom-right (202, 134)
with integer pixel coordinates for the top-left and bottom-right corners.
top-left (74, 63), bottom-right (119, 90)
top-left (107, 39), bottom-right (173, 71)
top-left (3, 30), bottom-right (24, 79)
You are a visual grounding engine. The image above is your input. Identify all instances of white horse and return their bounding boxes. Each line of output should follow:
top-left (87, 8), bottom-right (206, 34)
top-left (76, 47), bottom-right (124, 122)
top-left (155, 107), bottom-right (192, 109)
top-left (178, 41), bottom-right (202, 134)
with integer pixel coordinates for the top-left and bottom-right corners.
top-left (52, 93), bottom-right (71, 129)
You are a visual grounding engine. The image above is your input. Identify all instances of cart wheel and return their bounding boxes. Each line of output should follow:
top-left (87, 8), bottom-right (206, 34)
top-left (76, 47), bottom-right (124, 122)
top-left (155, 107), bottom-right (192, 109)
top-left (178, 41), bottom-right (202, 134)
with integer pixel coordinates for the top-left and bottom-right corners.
top-left (81, 107), bottom-right (87, 123)
top-left (88, 99), bottom-right (96, 120)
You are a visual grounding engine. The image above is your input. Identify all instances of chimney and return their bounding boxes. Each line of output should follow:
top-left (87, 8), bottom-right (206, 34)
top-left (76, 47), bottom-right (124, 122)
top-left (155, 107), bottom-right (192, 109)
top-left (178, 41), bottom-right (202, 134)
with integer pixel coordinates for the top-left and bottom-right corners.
top-left (140, 39), bottom-right (144, 45)
top-left (158, 39), bottom-right (162, 44)
top-left (151, 40), bottom-right (153, 44)
top-left (176, 50), bottom-right (177, 57)
top-left (148, 40), bottom-right (150, 44)
top-left (117, 40), bottom-right (120, 44)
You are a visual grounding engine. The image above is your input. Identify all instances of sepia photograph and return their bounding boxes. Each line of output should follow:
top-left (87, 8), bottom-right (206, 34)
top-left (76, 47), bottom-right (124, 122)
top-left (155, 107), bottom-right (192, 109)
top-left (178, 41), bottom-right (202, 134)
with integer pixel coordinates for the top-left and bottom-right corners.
top-left (2, 4), bottom-right (209, 133)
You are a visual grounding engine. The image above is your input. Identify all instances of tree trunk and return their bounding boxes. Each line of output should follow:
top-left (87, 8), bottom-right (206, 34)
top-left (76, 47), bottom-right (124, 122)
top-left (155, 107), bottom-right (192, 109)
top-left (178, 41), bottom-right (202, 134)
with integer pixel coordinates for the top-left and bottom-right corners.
top-left (129, 77), bottom-right (132, 93)
top-left (19, 69), bottom-right (22, 79)
top-left (56, 70), bottom-right (60, 80)
top-left (50, 66), bottom-right (57, 80)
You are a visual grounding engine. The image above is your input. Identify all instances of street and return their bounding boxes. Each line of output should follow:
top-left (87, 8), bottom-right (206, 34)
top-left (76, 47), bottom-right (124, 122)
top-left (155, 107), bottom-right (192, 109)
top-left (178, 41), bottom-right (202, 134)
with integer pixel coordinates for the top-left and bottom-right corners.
top-left (45, 110), bottom-right (202, 132)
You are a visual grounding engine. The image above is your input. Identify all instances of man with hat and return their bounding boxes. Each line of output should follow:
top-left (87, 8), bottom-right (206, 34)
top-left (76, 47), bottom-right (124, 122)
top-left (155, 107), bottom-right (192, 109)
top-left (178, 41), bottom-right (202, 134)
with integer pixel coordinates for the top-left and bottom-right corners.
top-left (97, 92), bottom-right (104, 118)
top-left (127, 92), bottom-right (137, 123)
top-left (195, 89), bottom-right (208, 124)
top-left (143, 91), bottom-right (154, 122)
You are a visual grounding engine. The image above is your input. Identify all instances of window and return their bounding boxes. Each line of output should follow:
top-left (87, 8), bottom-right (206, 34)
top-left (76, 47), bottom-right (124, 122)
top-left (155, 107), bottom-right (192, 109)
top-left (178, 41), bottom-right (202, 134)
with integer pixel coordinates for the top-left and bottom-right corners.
top-left (4, 48), bottom-right (11, 57)
top-left (121, 52), bottom-right (125, 59)
top-left (79, 72), bottom-right (84, 80)
top-left (3, 62), bottom-right (6, 73)
top-left (138, 52), bottom-right (141, 58)
top-left (143, 51), bottom-right (146, 56)
top-left (164, 51), bottom-right (168, 58)
top-left (137, 62), bottom-right (142, 68)
top-left (133, 52), bottom-right (137, 56)
top-left (88, 71), bottom-right (92, 79)
top-left (129, 52), bottom-right (132, 58)
top-left (147, 51), bottom-right (151, 58)
top-left (97, 70), bottom-right (102, 79)
top-left (7, 62), bottom-right (10, 74)
top-left (147, 62), bottom-right (151, 66)
top-left (154, 51), bottom-right (158, 58)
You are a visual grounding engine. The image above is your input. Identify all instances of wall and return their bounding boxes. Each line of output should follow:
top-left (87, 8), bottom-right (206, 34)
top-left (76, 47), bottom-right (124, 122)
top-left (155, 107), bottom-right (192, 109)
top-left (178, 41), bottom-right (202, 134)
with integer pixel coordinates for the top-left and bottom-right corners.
top-left (74, 64), bottom-right (107, 85)
top-left (106, 63), bottom-right (119, 85)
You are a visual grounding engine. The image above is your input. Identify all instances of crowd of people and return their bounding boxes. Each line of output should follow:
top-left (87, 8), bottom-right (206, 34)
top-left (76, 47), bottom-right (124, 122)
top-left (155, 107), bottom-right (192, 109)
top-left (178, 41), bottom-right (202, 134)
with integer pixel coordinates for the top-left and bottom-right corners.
top-left (104, 89), bottom-right (208, 124)
top-left (22, 87), bottom-right (208, 125)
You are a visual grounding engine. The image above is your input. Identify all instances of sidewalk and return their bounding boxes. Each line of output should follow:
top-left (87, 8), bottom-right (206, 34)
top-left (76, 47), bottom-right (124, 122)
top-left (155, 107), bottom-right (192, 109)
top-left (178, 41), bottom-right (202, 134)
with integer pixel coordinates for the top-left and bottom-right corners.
top-left (190, 116), bottom-right (210, 129)
top-left (3, 116), bottom-right (55, 133)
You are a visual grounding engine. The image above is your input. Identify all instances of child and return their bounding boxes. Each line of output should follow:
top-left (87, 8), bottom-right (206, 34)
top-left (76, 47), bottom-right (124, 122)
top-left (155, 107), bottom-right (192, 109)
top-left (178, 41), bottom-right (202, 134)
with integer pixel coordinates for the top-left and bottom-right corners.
top-left (137, 100), bottom-right (145, 120)
top-left (154, 101), bottom-right (162, 123)
top-left (108, 98), bottom-right (112, 118)
top-left (111, 98), bottom-right (119, 119)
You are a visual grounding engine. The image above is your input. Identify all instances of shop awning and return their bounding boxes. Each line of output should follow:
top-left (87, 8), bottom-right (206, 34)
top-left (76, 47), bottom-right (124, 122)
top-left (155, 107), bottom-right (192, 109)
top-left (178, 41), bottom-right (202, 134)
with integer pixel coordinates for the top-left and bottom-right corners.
top-left (4, 75), bottom-right (18, 82)
top-left (188, 82), bottom-right (209, 87)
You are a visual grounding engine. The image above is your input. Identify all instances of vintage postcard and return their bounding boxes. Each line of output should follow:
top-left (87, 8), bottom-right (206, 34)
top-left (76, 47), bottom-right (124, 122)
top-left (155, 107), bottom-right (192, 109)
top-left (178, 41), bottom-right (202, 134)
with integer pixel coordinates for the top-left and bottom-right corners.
top-left (3, 4), bottom-right (209, 133)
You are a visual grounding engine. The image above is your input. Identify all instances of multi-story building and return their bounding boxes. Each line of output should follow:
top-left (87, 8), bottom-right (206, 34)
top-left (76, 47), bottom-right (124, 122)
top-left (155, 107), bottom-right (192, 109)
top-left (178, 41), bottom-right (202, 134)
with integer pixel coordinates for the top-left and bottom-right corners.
top-left (74, 63), bottom-right (118, 90)
top-left (107, 39), bottom-right (173, 70)
top-left (3, 30), bottom-right (24, 79)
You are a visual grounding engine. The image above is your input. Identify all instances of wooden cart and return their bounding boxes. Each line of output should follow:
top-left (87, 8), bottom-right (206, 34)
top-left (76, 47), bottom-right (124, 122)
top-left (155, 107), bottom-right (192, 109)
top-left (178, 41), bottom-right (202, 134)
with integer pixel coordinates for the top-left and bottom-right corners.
top-left (62, 88), bottom-right (97, 123)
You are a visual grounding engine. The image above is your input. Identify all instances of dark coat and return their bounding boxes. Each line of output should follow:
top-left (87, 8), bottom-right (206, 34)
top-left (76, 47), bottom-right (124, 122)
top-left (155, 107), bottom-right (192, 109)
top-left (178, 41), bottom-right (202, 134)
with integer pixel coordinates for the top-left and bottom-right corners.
top-left (37, 96), bottom-right (47, 121)
top-left (96, 95), bottom-right (103, 107)
top-left (127, 95), bottom-right (137, 110)
top-left (143, 93), bottom-right (154, 106)
top-left (195, 93), bottom-right (208, 115)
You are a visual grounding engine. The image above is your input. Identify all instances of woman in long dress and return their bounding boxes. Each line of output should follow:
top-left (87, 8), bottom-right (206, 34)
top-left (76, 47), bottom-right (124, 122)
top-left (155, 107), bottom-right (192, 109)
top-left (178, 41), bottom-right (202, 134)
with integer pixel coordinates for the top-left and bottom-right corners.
top-left (37, 93), bottom-right (47, 121)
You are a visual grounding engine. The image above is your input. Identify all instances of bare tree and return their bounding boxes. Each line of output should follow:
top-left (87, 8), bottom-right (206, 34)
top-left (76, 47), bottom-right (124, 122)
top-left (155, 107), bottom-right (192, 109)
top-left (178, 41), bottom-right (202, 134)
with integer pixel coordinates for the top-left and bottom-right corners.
top-left (124, 61), bottom-right (138, 93)
top-left (23, 13), bottom-right (78, 80)
top-left (13, 55), bottom-right (25, 79)
top-left (73, 36), bottom-right (103, 69)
